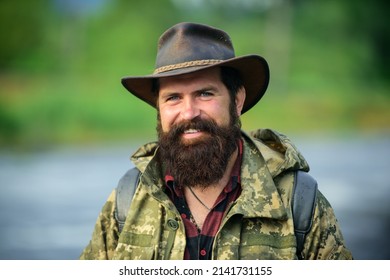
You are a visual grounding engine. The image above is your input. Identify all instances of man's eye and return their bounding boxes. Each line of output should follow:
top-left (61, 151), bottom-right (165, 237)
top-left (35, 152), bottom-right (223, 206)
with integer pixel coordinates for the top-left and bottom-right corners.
top-left (166, 95), bottom-right (180, 102)
top-left (200, 91), bottom-right (213, 97)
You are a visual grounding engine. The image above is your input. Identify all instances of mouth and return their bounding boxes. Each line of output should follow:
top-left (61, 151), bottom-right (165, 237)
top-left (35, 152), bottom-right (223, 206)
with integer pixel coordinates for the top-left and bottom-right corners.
top-left (181, 128), bottom-right (206, 141)
top-left (184, 129), bottom-right (201, 134)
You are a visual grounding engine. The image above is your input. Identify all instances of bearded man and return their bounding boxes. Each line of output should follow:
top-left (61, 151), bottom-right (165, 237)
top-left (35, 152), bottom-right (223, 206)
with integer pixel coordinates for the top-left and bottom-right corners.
top-left (80, 22), bottom-right (352, 260)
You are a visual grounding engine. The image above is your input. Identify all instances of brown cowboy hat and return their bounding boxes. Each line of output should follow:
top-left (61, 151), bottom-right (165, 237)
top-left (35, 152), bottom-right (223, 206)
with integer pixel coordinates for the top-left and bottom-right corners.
top-left (121, 22), bottom-right (269, 114)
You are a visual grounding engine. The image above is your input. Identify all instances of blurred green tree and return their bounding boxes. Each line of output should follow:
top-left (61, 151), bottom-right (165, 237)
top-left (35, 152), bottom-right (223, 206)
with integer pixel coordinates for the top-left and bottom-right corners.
top-left (347, 0), bottom-right (390, 84)
top-left (0, 0), bottom-right (49, 70)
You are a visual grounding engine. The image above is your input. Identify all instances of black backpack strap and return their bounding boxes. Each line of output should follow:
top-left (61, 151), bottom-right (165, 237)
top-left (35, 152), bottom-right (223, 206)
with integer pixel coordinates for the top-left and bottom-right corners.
top-left (114, 167), bottom-right (141, 233)
top-left (292, 170), bottom-right (318, 259)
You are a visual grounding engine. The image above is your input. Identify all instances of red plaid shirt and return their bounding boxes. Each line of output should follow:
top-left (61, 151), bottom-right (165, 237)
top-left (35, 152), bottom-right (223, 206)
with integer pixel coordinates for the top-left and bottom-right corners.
top-left (164, 140), bottom-right (243, 260)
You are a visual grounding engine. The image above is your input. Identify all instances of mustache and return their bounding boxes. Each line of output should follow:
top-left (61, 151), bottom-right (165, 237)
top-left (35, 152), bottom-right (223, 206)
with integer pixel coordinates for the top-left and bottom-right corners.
top-left (168, 117), bottom-right (220, 137)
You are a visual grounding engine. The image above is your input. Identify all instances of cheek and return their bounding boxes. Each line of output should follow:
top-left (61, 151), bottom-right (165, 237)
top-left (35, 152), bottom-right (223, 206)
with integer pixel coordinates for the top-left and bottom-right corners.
top-left (213, 102), bottom-right (231, 126)
top-left (158, 108), bottom-right (175, 132)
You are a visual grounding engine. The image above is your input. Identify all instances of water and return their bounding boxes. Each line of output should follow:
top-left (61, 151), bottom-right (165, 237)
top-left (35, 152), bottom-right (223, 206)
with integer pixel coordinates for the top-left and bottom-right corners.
top-left (0, 143), bottom-right (137, 260)
top-left (0, 134), bottom-right (389, 260)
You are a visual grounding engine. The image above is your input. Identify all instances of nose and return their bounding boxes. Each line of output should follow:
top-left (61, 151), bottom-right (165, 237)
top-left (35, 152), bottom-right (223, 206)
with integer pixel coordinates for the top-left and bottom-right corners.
top-left (180, 97), bottom-right (200, 120)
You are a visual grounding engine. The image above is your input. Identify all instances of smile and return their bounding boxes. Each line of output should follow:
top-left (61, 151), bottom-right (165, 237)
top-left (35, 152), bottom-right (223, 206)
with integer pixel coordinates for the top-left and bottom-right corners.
top-left (181, 129), bottom-right (206, 141)
top-left (184, 129), bottom-right (200, 134)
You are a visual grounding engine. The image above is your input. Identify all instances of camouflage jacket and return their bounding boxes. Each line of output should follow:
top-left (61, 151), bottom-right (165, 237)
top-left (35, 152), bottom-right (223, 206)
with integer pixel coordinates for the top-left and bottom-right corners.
top-left (80, 129), bottom-right (353, 260)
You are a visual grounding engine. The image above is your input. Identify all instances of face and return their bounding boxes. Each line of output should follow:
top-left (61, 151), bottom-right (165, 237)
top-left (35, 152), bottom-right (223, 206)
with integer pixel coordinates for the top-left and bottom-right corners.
top-left (157, 67), bottom-right (245, 145)
top-left (156, 67), bottom-right (246, 188)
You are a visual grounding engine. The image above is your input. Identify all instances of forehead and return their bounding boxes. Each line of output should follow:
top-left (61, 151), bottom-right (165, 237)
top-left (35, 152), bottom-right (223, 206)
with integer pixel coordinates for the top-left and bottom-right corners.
top-left (158, 67), bottom-right (222, 89)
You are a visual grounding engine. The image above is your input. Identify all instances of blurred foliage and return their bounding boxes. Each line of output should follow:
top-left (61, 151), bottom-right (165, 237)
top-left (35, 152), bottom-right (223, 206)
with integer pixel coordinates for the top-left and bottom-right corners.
top-left (0, 0), bottom-right (389, 150)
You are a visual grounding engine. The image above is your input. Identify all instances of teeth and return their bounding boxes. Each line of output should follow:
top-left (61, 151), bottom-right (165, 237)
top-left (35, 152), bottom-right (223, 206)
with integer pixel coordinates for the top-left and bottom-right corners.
top-left (184, 129), bottom-right (199, 134)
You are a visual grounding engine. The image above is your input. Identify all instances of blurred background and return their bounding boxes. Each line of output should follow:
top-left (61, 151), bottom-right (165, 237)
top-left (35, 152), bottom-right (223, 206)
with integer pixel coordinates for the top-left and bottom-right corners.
top-left (0, 0), bottom-right (389, 260)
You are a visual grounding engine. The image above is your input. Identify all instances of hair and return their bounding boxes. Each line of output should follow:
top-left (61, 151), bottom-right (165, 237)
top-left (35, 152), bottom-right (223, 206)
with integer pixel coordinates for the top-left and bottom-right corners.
top-left (220, 66), bottom-right (244, 101)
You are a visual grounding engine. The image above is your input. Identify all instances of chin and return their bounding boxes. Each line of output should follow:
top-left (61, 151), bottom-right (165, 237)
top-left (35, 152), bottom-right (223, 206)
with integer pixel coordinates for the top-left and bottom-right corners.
top-left (180, 134), bottom-right (211, 146)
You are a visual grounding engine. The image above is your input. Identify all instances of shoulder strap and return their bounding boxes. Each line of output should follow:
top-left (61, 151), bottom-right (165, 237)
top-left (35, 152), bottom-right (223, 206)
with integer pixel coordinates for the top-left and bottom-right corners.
top-left (114, 167), bottom-right (141, 233)
top-left (292, 170), bottom-right (318, 259)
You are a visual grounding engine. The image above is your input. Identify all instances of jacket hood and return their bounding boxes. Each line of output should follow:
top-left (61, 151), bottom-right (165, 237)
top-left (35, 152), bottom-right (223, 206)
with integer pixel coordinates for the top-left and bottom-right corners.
top-left (246, 129), bottom-right (309, 177)
top-left (130, 128), bottom-right (309, 177)
top-left (131, 142), bottom-right (159, 174)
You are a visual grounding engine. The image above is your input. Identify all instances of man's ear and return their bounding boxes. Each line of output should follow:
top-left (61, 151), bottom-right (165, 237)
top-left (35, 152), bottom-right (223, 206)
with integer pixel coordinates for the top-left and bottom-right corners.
top-left (235, 86), bottom-right (246, 116)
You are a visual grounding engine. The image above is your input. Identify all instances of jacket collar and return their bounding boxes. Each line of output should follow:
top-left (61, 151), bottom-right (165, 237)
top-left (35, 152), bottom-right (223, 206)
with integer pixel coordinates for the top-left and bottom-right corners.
top-left (130, 129), bottom-right (309, 220)
top-left (228, 132), bottom-right (288, 220)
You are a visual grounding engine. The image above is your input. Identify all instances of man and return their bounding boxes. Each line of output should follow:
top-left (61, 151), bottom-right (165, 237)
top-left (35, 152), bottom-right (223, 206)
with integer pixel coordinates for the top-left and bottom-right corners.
top-left (80, 22), bottom-right (353, 260)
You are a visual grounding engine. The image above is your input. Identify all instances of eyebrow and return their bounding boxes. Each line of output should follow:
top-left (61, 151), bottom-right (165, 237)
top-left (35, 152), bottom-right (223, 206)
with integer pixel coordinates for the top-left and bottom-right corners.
top-left (160, 85), bottom-right (218, 98)
top-left (194, 86), bottom-right (218, 94)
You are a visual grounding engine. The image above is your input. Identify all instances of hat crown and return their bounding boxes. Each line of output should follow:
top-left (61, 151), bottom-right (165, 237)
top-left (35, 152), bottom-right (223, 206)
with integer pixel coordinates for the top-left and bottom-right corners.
top-left (155, 22), bottom-right (235, 71)
top-left (121, 22), bottom-right (269, 115)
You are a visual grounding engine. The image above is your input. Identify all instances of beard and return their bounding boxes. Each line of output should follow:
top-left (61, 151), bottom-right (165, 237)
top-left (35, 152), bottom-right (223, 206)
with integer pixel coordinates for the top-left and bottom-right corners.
top-left (157, 103), bottom-right (242, 189)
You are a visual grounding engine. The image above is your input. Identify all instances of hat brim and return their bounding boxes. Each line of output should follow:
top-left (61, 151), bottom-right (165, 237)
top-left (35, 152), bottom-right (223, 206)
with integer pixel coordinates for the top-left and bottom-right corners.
top-left (121, 54), bottom-right (269, 114)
